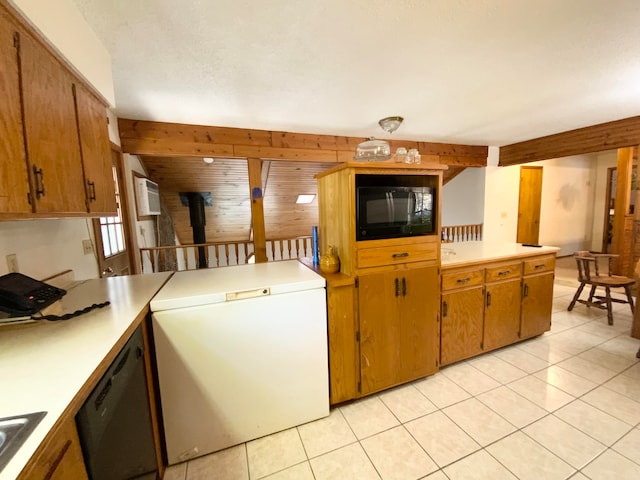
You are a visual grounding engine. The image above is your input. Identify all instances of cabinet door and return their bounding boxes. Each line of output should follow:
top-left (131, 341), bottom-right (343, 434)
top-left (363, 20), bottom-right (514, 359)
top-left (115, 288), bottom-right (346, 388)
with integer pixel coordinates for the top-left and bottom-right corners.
top-left (441, 286), bottom-right (484, 365)
top-left (18, 418), bottom-right (88, 480)
top-left (521, 272), bottom-right (554, 338)
top-left (327, 283), bottom-right (358, 405)
top-left (358, 270), bottom-right (400, 395)
top-left (75, 84), bottom-right (117, 214)
top-left (399, 265), bottom-right (440, 381)
top-left (0, 12), bottom-right (30, 213)
top-left (484, 279), bottom-right (521, 351)
top-left (19, 30), bottom-right (86, 214)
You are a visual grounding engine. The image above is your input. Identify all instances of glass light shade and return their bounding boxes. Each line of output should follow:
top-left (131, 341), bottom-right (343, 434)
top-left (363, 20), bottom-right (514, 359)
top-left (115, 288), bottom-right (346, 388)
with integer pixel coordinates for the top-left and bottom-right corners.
top-left (378, 116), bottom-right (404, 134)
top-left (353, 137), bottom-right (391, 161)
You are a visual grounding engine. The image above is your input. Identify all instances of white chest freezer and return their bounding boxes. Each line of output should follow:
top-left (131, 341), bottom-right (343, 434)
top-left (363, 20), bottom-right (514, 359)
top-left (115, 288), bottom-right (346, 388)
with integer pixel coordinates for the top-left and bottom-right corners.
top-left (150, 260), bottom-right (329, 464)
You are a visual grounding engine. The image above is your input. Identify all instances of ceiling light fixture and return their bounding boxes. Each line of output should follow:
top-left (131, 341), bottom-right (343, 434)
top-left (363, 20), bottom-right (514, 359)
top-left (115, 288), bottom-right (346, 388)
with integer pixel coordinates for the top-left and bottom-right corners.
top-left (378, 116), bottom-right (404, 134)
top-left (203, 157), bottom-right (214, 164)
top-left (353, 116), bottom-right (404, 162)
top-left (296, 194), bottom-right (315, 204)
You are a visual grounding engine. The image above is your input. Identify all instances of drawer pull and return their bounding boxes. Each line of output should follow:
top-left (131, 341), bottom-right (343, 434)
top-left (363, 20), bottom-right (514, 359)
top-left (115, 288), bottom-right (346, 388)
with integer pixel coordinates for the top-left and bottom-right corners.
top-left (392, 252), bottom-right (409, 258)
top-left (498, 270), bottom-right (511, 276)
top-left (456, 277), bottom-right (471, 284)
top-left (534, 264), bottom-right (545, 270)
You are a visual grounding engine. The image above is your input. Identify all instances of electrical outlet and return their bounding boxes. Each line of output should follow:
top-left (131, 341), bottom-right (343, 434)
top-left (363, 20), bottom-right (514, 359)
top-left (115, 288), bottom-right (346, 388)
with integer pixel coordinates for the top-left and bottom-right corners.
top-left (6, 254), bottom-right (18, 272)
top-left (82, 239), bottom-right (93, 255)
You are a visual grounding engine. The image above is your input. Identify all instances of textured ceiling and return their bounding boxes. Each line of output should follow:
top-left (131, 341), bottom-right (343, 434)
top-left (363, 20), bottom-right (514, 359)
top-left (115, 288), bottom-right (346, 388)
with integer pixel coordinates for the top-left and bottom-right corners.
top-left (72, 0), bottom-right (640, 146)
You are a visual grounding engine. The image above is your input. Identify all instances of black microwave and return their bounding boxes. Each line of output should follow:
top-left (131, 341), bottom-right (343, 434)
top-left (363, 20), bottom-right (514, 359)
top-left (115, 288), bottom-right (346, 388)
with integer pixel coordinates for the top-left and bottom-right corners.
top-left (356, 176), bottom-right (434, 241)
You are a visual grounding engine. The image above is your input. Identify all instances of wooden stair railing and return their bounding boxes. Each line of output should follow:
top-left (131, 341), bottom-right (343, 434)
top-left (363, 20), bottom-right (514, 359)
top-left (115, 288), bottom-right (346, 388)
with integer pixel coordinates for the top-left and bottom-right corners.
top-left (140, 236), bottom-right (313, 273)
top-left (441, 223), bottom-right (483, 243)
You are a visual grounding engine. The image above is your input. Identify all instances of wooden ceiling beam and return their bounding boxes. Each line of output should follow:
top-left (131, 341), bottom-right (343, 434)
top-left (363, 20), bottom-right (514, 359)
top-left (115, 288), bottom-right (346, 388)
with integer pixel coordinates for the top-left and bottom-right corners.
top-left (499, 116), bottom-right (640, 166)
top-left (118, 118), bottom-right (488, 166)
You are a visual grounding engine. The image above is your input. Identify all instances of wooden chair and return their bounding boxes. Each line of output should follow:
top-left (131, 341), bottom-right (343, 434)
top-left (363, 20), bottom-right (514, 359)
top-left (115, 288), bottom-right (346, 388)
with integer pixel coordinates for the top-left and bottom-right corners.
top-left (567, 251), bottom-right (635, 325)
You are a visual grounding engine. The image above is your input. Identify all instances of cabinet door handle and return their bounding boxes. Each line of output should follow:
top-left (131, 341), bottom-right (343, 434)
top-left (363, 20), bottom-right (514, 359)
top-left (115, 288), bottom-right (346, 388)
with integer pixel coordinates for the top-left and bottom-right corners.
top-left (395, 278), bottom-right (400, 297)
top-left (498, 270), bottom-right (511, 276)
top-left (456, 277), bottom-right (470, 284)
top-left (33, 165), bottom-right (45, 198)
top-left (402, 277), bottom-right (407, 296)
top-left (486, 291), bottom-right (491, 307)
top-left (523, 283), bottom-right (529, 298)
top-left (87, 180), bottom-right (96, 201)
top-left (442, 301), bottom-right (448, 317)
top-left (392, 252), bottom-right (409, 258)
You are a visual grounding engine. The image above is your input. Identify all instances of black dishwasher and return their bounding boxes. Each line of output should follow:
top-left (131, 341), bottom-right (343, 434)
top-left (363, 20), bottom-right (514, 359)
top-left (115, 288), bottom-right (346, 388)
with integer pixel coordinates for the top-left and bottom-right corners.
top-left (76, 326), bottom-right (158, 480)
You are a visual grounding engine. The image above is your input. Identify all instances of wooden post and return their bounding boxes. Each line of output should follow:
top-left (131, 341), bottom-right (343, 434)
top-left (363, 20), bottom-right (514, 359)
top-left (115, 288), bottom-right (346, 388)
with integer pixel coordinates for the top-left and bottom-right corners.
top-left (248, 158), bottom-right (267, 262)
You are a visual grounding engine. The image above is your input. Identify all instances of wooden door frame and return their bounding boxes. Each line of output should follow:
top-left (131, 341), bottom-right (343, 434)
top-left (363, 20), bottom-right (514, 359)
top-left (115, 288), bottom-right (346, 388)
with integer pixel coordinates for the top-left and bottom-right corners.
top-left (602, 167), bottom-right (616, 252)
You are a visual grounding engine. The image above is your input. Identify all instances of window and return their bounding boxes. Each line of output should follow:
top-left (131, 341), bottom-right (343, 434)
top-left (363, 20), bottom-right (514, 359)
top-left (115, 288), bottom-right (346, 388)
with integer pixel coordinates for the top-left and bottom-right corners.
top-left (99, 166), bottom-right (126, 257)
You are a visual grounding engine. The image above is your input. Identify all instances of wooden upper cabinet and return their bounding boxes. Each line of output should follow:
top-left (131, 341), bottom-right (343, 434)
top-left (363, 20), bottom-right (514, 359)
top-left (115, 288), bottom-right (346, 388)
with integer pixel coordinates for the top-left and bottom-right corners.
top-left (0, 11), bottom-right (30, 214)
top-left (19, 29), bottom-right (86, 214)
top-left (74, 84), bottom-right (116, 214)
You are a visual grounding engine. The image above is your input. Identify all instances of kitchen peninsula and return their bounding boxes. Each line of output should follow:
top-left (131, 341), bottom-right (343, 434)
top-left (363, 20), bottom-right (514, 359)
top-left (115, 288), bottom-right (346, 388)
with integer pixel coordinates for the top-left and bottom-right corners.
top-left (0, 273), bottom-right (171, 480)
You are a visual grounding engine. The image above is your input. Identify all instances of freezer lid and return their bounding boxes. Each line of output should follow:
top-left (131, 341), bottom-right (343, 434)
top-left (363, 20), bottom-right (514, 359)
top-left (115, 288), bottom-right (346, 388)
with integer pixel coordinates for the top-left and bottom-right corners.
top-left (150, 260), bottom-right (326, 311)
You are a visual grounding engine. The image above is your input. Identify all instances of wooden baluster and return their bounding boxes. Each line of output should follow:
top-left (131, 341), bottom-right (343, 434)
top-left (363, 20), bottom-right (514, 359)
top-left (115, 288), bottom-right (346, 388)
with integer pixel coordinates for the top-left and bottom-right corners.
top-left (243, 242), bottom-right (249, 264)
top-left (149, 250), bottom-right (156, 273)
top-left (287, 239), bottom-right (292, 259)
top-left (234, 243), bottom-right (239, 265)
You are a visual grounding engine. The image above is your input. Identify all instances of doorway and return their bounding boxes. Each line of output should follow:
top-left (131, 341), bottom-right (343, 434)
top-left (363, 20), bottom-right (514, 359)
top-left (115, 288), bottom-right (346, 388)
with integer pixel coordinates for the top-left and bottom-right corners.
top-left (516, 166), bottom-right (543, 245)
top-left (92, 146), bottom-right (134, 276)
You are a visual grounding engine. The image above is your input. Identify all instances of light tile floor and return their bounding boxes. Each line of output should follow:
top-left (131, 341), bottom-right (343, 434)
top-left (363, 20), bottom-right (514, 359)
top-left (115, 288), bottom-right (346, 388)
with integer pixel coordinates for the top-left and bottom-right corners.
top-left (164, 282), bottom-right (640, 480)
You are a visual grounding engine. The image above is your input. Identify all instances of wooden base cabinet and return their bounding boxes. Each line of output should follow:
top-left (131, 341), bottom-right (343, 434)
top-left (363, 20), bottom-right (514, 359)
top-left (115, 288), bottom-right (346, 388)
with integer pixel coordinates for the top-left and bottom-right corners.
top-left (18, 418), bottom-right (88, 480)
top-left (359, 265), bottom-right (439, 396)
top-left (484, 277), bottom-right (522, 351)
top-left (521, 255), bottom-right (556, 339)
top-left (440, 253), bottom-right (555, 366)
top-left (441, 286), bottom-right (484, 365)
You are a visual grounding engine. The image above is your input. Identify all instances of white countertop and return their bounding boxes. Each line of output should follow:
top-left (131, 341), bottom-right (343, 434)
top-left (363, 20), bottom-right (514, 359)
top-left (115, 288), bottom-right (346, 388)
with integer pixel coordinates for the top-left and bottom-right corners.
top-left (441, 241), bottom-right (560, 268)
top-left (0, 272), bottom-right (171, 480)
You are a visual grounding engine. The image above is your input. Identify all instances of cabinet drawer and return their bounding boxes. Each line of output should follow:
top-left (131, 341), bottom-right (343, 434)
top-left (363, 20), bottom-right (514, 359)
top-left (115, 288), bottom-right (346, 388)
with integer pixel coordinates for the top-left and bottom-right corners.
top-left (442, 269), bottom-right (484, 291)
top-left (485, 262), bottom-right (521, 282)
top-left (357, 242), bottom-right (437, 268)
top-left (523, 255), bottom-right (556, 275)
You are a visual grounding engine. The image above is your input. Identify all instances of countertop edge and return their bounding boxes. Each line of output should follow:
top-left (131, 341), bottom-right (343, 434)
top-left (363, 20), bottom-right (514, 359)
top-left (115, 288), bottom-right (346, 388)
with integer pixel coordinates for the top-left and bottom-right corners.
top-left (1, 272), bottom-right (172, 480)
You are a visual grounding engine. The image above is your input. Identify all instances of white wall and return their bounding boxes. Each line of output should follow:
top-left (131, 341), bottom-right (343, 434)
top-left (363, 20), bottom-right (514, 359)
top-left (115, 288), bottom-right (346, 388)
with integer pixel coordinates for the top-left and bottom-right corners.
top-left (441, 167), bottom-right (485, 226)
top-left (483, 147), bottom-right (520, 242)
top-left (123, 154), bottom-right (158, 274)
top-left (0, 0), bottom-right (114, 280)
top-left (535, 155), bottom-right (596, 256)
top-left (8, 0), bottom-right (115, 105)
top-left (482, 148), bottom-right (598, 256)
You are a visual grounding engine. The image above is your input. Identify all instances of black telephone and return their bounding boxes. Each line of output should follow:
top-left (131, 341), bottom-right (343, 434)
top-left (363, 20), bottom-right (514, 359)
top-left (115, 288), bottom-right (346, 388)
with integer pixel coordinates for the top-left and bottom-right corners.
top-left (0, 272), bottom-right (67, 316)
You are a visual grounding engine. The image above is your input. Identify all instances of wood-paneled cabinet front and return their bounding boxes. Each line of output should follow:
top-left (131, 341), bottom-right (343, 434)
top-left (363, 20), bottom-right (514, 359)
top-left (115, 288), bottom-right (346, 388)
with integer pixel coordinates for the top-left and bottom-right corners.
top-left (18, 417), bottom-right (88, 480)
top-left (521, 255), bottom-right (555, 339)
top-left (75, 84), bottom-right (117, 214)
top-left (19, 28), bottom-right (87, 214)
top-left (484, 278), bottom-right (522, 351)
top-left (441, 286), bottom-right (484, 365)
top-left (358, 265), bottom-right (439, 396)
top-left (0, 4), bottom-right (115, 218)
top-left (0, 10), bottom-right (30, 214)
